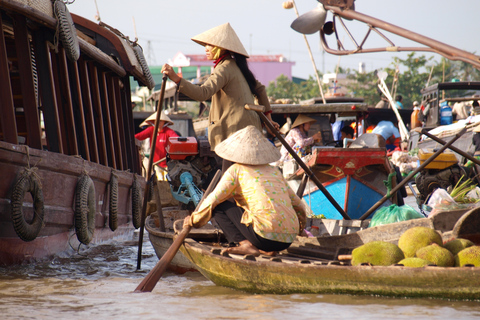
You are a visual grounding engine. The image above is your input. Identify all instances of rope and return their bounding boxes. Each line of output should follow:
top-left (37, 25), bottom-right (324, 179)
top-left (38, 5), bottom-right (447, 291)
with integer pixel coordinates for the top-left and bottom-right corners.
top-left (383, 172), bottom-right (397, 198)
top-left (23, 145), bottom-right (42, 188)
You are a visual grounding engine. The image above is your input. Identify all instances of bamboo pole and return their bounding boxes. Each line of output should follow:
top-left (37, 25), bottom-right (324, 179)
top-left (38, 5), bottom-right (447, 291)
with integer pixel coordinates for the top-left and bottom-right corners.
top-left (288, 1), bottom-right (326, 104)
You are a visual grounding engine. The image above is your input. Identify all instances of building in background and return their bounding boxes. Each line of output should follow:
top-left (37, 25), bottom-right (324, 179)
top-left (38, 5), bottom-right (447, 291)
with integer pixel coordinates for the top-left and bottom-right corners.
top-left (131, 52), bottom-right (296, 110)
top-left (167, 52), bottom-right (295, 87)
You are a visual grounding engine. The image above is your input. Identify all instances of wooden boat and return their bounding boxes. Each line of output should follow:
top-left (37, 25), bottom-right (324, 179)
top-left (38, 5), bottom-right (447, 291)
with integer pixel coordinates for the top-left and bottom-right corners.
top-left (145, 208), bottom-right (198, 273)
top-left (176, 207), bottom-right (480, 300)
top-left (145, 205), bottom-right (375, 273)
top-left (291, 146), bottom-right (396, 219)
top-left (0, 0), bottom-right (151, 265)
top-left (270, 102), bottom-right (402, 220)
top-left (408, 81), bottom-right (480, 157)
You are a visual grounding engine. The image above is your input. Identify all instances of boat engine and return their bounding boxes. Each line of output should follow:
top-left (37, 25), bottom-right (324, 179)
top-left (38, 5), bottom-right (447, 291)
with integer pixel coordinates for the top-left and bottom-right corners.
top-left (165, 136), bottom-right (222, 209)
top-left (415, 164), bottom-right (467, 205)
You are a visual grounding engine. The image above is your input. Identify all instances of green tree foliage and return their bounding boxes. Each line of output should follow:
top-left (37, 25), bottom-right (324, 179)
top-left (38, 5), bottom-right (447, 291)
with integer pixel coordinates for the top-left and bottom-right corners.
top-left (346, 69), bottom-right (379, 106)
top-left (266, 73), bottom-right (325, 103)
top-left (266, 53), bottom-right (480, 107)
top-left (382, 53), bottom-right (432, 108)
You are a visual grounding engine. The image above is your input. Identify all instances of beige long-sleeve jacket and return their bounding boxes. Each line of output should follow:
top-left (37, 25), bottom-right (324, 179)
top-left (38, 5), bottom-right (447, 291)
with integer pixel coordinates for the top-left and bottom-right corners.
top-left (177, 56), bottom-right (271, 150)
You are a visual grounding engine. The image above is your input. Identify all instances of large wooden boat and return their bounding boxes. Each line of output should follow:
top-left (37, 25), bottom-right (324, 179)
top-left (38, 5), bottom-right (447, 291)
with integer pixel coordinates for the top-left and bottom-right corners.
top-left (0, 0), bottom-right (152, 265)
top-left (176, 207), bottom-right (480, 300)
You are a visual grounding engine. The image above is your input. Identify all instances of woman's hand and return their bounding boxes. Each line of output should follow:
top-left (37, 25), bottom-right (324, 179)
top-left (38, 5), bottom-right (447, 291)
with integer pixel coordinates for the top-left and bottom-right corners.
top-left (312, 132), bottom-right (322, 143)
top-left (183, 215), bottom-right (193, 229)
top-left (161, 64), bottom-right (181, 84)
top-left (265, 113), bottom-right (280, 131)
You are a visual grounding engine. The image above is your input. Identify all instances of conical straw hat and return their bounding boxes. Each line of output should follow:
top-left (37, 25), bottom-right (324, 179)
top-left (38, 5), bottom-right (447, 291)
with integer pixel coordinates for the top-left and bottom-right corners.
top-left (214, 126), bottom-right (280, 165)
top-left (191, 23), bottom-right (249, 57)
top-left (291, 114), bottom-right (316, 129)
top-left (139, 111), bottom-right (174, 128)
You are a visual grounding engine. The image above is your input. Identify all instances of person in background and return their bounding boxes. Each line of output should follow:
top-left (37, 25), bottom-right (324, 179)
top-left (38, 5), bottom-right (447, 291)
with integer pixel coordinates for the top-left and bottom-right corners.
top-left (395, 95), bottom-right (404, 109)
top-left (464, 124), bottom-right (480, 168)
top-left (183, 125), bottom-right (307, 256)
top-left (340, 125), bottom-right (354, 140)
top-left (279, 114), bottom-right (322, 163)
top-left (331, 120), bottom-right (343, 141)
top-left (472, 100), bottom-right (480, 115)
top-left (375, 95), bottom-right (389, 109)
top-left (161, 23), bottom-right (279, 170)
top-left (452, 101), bottom-right (470, 120)
top-left (371, 120), bottom-right (401, 152)
top-left (135, 111), bottom-right (178, 172)
top-left (411, 101), bottom-right (423, 129)
top-left (340, 125), bottom-right (355, 147)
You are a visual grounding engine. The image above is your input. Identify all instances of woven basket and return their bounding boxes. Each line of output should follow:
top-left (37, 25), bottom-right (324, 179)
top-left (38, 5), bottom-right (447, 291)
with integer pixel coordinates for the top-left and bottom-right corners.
top-left (14, 0), bottom-right (54, 17)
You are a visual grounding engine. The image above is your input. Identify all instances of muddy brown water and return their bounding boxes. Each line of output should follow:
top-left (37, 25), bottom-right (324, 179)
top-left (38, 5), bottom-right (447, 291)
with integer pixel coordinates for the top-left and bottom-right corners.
top-left (1, 199), bottom-right (479, 320)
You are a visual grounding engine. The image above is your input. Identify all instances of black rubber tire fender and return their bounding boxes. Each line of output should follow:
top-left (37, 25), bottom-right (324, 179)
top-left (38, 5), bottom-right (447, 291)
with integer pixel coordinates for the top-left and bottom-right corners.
top-left (54, 0), bottom-right (80, 62)
top-left (10, 171), bottom-right (45, 242)
top-left (133, 45), bottom-right (155, 89)
top-left (108, 172), bottom-right (118, 232)
top-left (131, 178), bottom-right (143, 229)
top-left (74, 174), bottom-right (96, 244)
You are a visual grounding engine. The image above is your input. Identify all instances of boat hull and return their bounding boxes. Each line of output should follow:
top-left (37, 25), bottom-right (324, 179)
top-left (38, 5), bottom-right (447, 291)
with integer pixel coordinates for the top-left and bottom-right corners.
top-left (145, 209), bottom-right (197, 273)
top-left (181, 239), bottom-right (480, 300)
top-left (0, 141), bottom-right (144, 265)
top-left (179, 207), bottom-right (480, 300)
top-left (292, 148), bottom-right (395, 219)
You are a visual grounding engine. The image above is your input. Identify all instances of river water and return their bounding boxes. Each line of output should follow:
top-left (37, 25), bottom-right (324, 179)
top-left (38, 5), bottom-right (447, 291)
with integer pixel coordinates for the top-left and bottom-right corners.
top-left (1, 199), bottom-right (480, 319)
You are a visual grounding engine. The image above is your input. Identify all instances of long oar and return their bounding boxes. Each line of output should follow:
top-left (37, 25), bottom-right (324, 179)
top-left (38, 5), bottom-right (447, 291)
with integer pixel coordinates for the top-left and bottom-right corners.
top-left (245, 104), bottom-right (350, 220)
top-left (358, 127), bottom-right (466, 220)
top-left (134, 169), bottom-right (222, 293)
top-left (136, 74), bottom-right (168, 270)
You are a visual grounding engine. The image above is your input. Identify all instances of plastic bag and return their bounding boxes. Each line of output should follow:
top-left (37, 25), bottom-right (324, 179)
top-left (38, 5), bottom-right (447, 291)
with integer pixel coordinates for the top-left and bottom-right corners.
top-left (369, 204), bottom-right (424, 227)
top-left (426, 188), bottom-right (476, 217)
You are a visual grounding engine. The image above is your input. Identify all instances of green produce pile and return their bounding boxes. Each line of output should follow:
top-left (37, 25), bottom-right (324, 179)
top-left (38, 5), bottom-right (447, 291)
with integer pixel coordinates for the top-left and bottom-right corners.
top-left (351, 226), bottom-right (480, 268)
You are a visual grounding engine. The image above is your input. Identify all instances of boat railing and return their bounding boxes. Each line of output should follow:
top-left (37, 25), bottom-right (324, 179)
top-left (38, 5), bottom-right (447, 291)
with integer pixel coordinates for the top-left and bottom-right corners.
top-left (0, 2), bottom-right (152, 175)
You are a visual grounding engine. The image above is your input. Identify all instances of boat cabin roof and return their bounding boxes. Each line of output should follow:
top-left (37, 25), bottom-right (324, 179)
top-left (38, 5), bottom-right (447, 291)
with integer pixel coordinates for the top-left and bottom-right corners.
top-left (422, 81), bottom-right (480, 95)
top-left (270, 102), bottom-right (368, 117)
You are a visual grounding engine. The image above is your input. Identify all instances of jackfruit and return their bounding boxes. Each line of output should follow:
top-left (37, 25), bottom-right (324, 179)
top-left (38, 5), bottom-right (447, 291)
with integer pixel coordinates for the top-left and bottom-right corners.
top-left (444, 238), bottom-right (474, 255)
top-left (351, 241), bottom-right (404, 266)
top-left (397, 226), bottom-right (443, 258)
top-left (415, 243), bottom-right (454, 267)
top-left (397, 257), bottom-right (432, 268)
top-left (455, 246), bottom-right (480, 267)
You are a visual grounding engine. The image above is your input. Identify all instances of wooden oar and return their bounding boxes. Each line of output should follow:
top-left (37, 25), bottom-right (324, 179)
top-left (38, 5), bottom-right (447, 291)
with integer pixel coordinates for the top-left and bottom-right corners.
top-left (245, 104), bottom-right (351, 220)
top-left (136, 75), bottom-right (168, 270)
top-left (134, 169), bottom-right (223, 293)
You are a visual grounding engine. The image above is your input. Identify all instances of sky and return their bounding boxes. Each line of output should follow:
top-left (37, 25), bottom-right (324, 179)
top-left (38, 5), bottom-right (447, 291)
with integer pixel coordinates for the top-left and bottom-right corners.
top-left (68, 0), bottom-right (480, 80)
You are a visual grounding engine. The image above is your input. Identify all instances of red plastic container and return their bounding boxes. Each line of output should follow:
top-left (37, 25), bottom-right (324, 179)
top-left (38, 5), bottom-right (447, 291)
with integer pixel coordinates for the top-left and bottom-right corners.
top-left (166, 137), bottom-right (198, 160)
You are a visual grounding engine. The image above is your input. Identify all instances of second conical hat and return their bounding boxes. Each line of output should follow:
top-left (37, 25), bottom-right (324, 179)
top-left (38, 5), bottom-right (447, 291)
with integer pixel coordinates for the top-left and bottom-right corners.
top-left (214, 126), bottom-right (280, 165)
top-left (139, 111), bottom-right (174, 128)
top-left (191, 23), bottom-right (249, 57)
top-left (291, 114), bottom-right (316, 129)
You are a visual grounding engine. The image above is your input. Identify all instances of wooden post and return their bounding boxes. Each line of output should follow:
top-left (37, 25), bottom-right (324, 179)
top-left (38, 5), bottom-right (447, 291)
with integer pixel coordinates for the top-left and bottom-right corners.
top-left (0, 13), bottom-right (18, 145)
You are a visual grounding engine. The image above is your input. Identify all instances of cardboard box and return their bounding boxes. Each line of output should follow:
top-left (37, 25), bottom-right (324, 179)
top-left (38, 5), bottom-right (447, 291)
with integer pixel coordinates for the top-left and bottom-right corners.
top-left (166, 137), bottom-right (198, 160)
top-left (418, 149), bottom-right (457, 169)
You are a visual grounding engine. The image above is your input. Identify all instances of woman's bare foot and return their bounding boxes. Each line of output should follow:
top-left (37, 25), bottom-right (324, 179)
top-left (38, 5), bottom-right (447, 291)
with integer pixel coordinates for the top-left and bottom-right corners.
top-left (226, 240), bottom-right (261, 256)
top-left (259, 250), bottom-right (278, 257)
